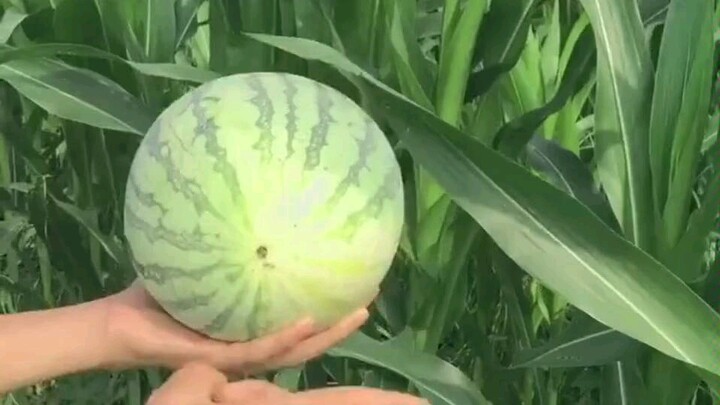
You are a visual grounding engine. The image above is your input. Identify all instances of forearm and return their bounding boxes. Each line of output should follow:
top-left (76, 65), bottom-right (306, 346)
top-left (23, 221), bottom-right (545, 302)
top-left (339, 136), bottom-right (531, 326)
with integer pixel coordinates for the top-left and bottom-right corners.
top-left (0, 298), bottom-right (113, 394)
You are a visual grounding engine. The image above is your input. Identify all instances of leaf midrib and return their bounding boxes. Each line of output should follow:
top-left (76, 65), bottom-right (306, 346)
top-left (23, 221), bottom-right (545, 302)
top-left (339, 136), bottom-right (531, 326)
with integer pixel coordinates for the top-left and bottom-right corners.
top-left (0, 61), bottom-right (138, 134)
top-left (590, 0), bottom-right (643, 245)
top-left (528, 144), bottom-right (574, 195)
top-left (145, 0), bottom-right (152, 57)
top-left (499, 0), bottom-right (536, 62)
top-left (617, 362), bottom-right (629, 404)
top-left (515, 327), bottom-right (618, 366)
top-left (333, 343), bottom-right (468, 405)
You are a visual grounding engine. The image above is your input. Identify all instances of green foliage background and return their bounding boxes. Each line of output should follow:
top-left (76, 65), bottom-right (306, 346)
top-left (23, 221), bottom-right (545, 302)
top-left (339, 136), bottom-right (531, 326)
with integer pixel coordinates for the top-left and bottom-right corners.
top-left (0, 0), bottom-right (718, 404)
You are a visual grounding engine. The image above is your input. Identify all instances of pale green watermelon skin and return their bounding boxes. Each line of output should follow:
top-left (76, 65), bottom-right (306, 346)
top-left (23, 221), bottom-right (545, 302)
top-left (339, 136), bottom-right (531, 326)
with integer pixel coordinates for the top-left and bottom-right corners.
top-left (123, 72), bottom-right (405, 342)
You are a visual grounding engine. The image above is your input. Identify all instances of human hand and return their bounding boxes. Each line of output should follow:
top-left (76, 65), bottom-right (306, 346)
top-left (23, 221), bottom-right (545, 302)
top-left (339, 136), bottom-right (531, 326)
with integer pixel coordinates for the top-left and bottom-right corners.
top-left (146, 362), bottom-right (428, 405)
top-left (101, 281), bottom-right (371, 376)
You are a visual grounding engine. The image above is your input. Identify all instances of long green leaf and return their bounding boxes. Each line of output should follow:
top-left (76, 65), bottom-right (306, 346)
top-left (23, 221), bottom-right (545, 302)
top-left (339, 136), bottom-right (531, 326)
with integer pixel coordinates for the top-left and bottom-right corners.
top-left (382, 0), bottom-right (434, 110)
top-left (492, 248), bottom-right (546, 403)
top-left (464, 0), bottom-right (538, 101)
top-left (49, 196), bottom-right (128, 268)
top-left (650, 0), bottom-right (715, 253)
top-left (0, 6), bottom-right (27, 43)
top-left (383, 90), bottom-right (720, 377)
top-left (704, 112), bottom-right (719, 153)
top-left (434, 0), bottom-right (486, 125)
top-left (0, 43), bottom-right (221, 83)
top-left (665, 142), bottom-right (720, 282)
top-left (644, 353), bottom-right (701, 405)
top-left (0, 57), bottom-right (153, 135)
top-left (174, 0), bottom-right (203, 49)
top-left (638, 0), bottom-right (670, 26)
top-left (511, 313), bottom-right (639, 368)
top-left (242, 32), bottom-right (401, 97)
top-left (600, 359), bottom-right (646, 405)
top-left (579, 0), bottom-right (655, 251)
top-left (330, 332), bottom-right (490, 405)
top-left (141, 0), bottom-right (177, 62)
top-left (525, 136), bottom-right (618, 230)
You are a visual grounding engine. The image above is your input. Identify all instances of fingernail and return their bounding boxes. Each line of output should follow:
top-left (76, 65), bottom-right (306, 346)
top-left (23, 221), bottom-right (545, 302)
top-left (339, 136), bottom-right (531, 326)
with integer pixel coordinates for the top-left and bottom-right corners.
top-left (354, 308), bottom-right (370, 322)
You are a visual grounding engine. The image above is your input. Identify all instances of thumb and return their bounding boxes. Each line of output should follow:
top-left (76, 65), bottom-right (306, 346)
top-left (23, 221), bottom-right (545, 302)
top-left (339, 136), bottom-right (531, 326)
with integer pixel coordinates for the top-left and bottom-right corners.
top-left (146, 362), bottom-right (227, 405)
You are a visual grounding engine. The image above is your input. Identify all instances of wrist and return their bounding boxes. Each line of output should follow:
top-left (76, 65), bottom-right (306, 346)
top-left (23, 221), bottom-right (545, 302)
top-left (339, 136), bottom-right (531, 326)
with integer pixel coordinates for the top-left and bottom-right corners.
top-left (100, 288), bottom-right (208, 372)
top-left (51, 298), bottom-right (117, 373)
top-left (88, 296), bottom-right (132, 371)
top-left (100, 294), bottom-right (151, 371)
top-left (77, 299), bottom-right (118, 372)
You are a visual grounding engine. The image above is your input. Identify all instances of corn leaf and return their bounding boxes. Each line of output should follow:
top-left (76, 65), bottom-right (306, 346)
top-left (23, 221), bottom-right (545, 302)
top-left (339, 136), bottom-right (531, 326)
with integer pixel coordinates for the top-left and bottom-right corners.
top-left (246, 30), bottom-right (720, 379)
top-left (649, 0), bottom-right (716, 255)
top-left (0, 57), bottom-right (153, 135)
top-left (578, 0), bottom-right (655, 251)
top-left (330, 332), bottom-right (491, 405)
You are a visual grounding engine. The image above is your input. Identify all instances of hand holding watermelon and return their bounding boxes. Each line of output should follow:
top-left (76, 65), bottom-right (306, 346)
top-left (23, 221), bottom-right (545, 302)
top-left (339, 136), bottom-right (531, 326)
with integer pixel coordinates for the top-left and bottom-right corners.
top-left (0, 281), bottom-right (373, 394)
top-left (102, 281), bottom-right (373, 375)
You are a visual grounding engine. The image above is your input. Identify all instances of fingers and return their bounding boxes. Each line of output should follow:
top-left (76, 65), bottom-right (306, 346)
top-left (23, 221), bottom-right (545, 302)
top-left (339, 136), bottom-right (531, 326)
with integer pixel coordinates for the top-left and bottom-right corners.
top-left (237, 318), bottom-right (316, 364)
top-left (149, 305), bottom-right (370, 378)
top-left (292, 387), bottom-right (429, 405)
top-left (210, 308), bottom-right (368, 375)
top-left (208, 317), bottom-right (317, 373)
top-left (259, 308), bottom-right (369, 370)
top-left (214, 379), bottom-right (290, 404)
top-left (146, 362), bottom-right (227, 405)
top-left (217, 383), bottom-right (426, 405)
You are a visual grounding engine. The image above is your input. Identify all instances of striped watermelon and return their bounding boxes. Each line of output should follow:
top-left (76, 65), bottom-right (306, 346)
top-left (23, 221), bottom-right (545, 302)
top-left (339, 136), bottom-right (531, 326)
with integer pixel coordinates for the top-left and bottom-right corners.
top-left (123, 72), bottom-right (405, 342)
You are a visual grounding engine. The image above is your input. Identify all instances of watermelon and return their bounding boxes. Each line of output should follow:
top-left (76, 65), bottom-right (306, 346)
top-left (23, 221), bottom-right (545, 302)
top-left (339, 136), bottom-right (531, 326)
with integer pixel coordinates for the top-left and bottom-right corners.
top-left (123, 72), bottom-right (405, 342)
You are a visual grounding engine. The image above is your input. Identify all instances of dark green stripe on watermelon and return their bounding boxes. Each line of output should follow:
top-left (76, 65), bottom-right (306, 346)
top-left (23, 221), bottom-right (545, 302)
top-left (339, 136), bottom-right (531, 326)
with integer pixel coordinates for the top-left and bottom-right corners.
top-left (329, 117), bottom-right (378, 206)
top-left (126, 171), bottom-right (169, 216)
top-left (124, 208), bottom-right (224, 253)
top-left (282, 74), bottom-right (300, 159)
top-left (200, 278), bottom-right (262, 339)
top-left (304, 81), bottom-right (335, 171)
top-left (186, 90), bottom-right (245, 207)
top-left (247, 74), bottom-right (276, 163)
top-left (142, 120), bottom-right (227, 223)
top-left (129, 252), bottom-right (232, 284)
top-left (340, 168), bottom-right (402, 237)
top-left (162, 289), bottom-right (217, 312)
